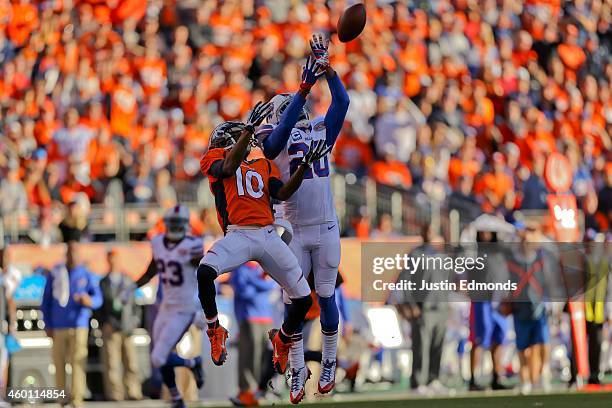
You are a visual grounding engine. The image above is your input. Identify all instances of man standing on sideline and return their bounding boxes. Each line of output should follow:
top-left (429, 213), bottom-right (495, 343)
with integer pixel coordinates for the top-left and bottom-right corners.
top-left (41, 242), bottom-right (102, 407)
top-left (229, 262), bottom-right (278, 406)
top-left (97, 248), bottom-right (143, 401)
top-left (393, 225), bottom-right (450, 395)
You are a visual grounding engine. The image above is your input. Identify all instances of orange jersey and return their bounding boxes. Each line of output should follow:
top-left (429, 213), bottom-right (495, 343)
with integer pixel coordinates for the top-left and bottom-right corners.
top-left (200, 148), bottom-right (281, 232)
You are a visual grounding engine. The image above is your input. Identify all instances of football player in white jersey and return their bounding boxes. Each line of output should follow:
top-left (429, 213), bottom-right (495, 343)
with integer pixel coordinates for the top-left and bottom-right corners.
top-left (256, 34), bottom-right (349, 399)
top-left (134, 205), bottom-right (205, 408)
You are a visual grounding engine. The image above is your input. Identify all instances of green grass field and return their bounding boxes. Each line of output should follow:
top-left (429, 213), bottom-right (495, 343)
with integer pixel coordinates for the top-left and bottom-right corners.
top-left (241, 391), bottom-right (612, 408)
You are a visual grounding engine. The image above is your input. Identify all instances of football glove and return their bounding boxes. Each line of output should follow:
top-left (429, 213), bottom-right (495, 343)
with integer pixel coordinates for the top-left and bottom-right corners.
top-left (245, 101), bottom-right (274, 133)
top-left (301, 139), bottom-right (332, 166)
top-left (300, 56), bottom-right (325, 92)
top-left (310, 33), bottom-right (330, 69)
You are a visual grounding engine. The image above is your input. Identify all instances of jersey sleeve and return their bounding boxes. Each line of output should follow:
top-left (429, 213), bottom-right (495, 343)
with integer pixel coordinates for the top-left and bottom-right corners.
top-left (268, 159), bottom-right (281, 180)
top-left (200, 148), bottom-right (226, 181)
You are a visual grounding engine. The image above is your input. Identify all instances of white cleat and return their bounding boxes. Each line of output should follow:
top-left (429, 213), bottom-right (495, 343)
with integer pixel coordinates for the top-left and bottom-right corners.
top-left (318, 359), bottom-right (337, 394)
top-left (289, 366), bottom-right (311, 404)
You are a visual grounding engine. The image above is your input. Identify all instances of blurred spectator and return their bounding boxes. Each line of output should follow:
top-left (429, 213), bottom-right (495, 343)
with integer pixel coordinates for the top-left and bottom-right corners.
top-left (229, 262), bottom-right (277, 406)
top-left (507, 224), bottom-right (550, 394)
top-left (59, 194), bottom-right (91, 243)
top-left (521, 155), bottom-right (549, 210)
top-left (0, 0), bottom-right (607, 240)
top-left (40, 242), bottom-right (103, 407)
top-left (370, 150), bottom-right (412, 189)
top-left (0, 160), bottom-right (27, 216)
top-left (371, 213), bottom-right (399, 238)
top-left (582, 231), bottom-right (610, 385)
top-left (97, 249), bottom-right (143, 401)
top-left (27, 207), bottom-right (62, 246)
top-left (394, 225), bottom-right (449, 395)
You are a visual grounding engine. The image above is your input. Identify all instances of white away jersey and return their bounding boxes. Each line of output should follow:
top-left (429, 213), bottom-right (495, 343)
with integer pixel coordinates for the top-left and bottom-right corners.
top-left (261, 116), bottom-right (337, 226)
top-left (150, 234), bottom-right (203, 310)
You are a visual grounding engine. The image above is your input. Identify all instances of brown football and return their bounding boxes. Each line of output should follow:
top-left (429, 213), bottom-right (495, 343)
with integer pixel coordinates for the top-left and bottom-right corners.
top-left (337, 3), bottom-right (366, 43)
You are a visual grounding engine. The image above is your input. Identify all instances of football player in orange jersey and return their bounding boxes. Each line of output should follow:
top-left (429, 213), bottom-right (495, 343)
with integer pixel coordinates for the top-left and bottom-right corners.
top-left (197, 102), bottom-right (330, 387)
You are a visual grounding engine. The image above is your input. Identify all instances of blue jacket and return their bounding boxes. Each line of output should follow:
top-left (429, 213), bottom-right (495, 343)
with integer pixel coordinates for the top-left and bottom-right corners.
top-left (230, 263), bottom-right (277, 323)
top-left (41, 265), bottom-right (103, 329)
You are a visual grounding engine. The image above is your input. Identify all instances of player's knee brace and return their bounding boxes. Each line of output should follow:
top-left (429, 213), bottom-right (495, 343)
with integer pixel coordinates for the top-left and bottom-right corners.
top-left (318, 293), bottom-right (339, 333)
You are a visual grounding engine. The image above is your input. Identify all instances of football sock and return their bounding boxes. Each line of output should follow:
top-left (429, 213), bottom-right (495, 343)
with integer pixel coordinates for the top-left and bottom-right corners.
top-left (197, 264), bottom-right (218, 320)
top-left (290, 332), bottom-right (305, 369)
top-left (321, 329), bottom-right (338, 362)
top-left (160, 365), bottom-right (181, 401)
top-left (318, 294), bottom-right (340, 362)
top-left (281, 295), bottom-right (312, 338)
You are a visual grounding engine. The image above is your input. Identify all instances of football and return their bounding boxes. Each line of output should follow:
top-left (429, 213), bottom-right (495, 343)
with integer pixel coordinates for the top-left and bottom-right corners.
top-left (337, 3), bottom-right (367, 43)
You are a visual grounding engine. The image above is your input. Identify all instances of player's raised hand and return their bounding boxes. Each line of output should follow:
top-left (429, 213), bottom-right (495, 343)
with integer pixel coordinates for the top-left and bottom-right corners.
top-left (300, 56), bottom-right (325, 92)
top-left (301, 139), bottom-right (332, 166)
top-left (310, 33), bottom-right (330, 69)
top-left (245, 101), bottom-right (273, 132)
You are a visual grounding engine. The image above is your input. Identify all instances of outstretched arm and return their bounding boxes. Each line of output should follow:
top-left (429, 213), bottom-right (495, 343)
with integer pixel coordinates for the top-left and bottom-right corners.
top-left (323, 68), bottom-right (350, 146)
top-left (262, 57), bottom-right (324, 159)
top-left (262, 92), bottom-right (308, 159)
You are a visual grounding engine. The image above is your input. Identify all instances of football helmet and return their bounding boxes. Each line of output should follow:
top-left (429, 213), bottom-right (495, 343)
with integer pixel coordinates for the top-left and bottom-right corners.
top-left (267, 93), bottom-right (310, 130)
top-left (163, 204), bottom-right (190, 241)
top-left (209, 121), bottom-right (245, 150)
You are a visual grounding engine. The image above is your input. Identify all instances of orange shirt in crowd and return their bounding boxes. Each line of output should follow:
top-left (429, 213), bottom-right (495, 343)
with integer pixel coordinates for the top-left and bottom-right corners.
top-left (110, 83), bottom-right (138, 138)
top-left (474, 171), bottom-right (514, 204)
top-left (135, 57), bottom-right (167, 97)
top-left (333, 135), bottom-right (373, 171)
top-left (7, 1), bottom-right (38, 46)
top-left (448, 157), bottom-right (481, 189)
top-left (370, 160), bottom-right (412, 188)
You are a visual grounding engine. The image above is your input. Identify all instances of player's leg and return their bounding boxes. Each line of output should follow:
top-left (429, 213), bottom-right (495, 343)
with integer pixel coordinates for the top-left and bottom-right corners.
top-left (490, 310), bottom-right (510, 389)
top-left (311, 222), bottom-right (341, 393)
top-left (197, 231), bottom-right (252, 365)
top-left (151, 309), bottom-right (198, 408)
top-left (285, 226), bottom-right (312, 377)
top-left (260, 231), bottom-right (312, 404)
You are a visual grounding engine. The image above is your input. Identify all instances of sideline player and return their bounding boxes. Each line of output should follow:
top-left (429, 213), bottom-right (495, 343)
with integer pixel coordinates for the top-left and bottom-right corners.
top-left (196, 101), bottom-right (330, 404)
top-left (134, 205), bottom-right (205, 408)
top-left (256, 34), bottom-right (349, 397)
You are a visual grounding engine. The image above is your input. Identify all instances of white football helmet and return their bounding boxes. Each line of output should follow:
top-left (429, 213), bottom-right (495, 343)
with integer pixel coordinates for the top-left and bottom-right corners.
top-left (267, 93), bottom-right (310, 130)
top-left (163, 204), bottom-right (190, 241)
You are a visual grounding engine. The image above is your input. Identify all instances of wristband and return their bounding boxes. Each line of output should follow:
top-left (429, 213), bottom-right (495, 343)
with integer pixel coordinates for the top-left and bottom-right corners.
top-left (299, 82), bottom-right (313, 93)
top-left (244, 124), bottom-right (255, 134)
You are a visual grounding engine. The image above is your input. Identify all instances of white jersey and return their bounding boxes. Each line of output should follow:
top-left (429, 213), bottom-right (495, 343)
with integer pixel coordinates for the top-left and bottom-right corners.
top-left (150, 234), bottom-right (203, 311)
top-left (267, 116), bottom-right (337, 226)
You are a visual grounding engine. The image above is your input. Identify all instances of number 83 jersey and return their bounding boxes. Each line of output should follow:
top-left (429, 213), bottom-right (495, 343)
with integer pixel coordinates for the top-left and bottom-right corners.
top-left (268, 116), bottom-right (337, 226)
top-left (150, 234), bottom-right (203, 310)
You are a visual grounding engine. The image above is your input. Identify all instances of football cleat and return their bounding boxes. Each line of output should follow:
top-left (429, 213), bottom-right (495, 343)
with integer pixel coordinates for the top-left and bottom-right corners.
top-left (229, 390), bottom-right (259, 407)
top-left (318, 359), bottom-right (337, 394)
top-left (289, 367), bottom-right (311, 404)
top-left (207, 325), bottom-right (229, 366)
top-left (268, 329), bottom-right (291, 374)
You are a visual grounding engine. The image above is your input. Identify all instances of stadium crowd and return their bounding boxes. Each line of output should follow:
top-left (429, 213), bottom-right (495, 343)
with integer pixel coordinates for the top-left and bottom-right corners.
top-left (0, 0), bottom-right (609, 240)
top-left (0, 2), bottom-right (611, 405)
